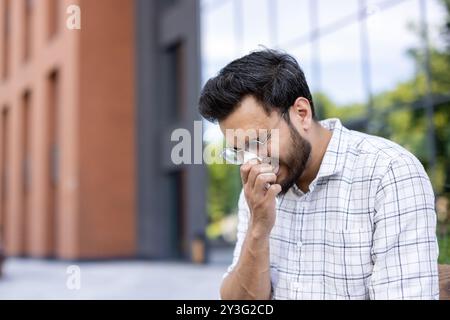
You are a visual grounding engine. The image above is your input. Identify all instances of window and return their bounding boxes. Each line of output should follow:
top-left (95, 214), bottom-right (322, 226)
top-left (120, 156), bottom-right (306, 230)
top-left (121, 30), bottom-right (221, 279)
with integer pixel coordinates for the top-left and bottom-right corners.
top-left (160, 0), bottom-right (179, 10)
top-left (1, 107), bottom-right (9, 244)
top-left (22, 92), bottom-right (31, 193)
top-left (166, 171), bottom-right (186, 258)
top-left (22, 91), bottom-right (31, 252)
top-left (24, 0), bottom-right (34, 61)
top-left (2, 0), bottom-right (10, 79)
top-left (47, 71), bottom-right (59, 253)
top-left (164, 42), bottom-right (186, 120)
top-left (48, 0), bottom-right (59, 39)
top-left (48, 71), bottom-right (58, 185)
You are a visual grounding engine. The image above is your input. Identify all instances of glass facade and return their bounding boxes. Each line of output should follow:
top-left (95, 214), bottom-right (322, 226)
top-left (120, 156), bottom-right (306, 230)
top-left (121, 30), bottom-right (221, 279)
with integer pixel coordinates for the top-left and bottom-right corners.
top-left (201, 0), bottom-right (450, 262)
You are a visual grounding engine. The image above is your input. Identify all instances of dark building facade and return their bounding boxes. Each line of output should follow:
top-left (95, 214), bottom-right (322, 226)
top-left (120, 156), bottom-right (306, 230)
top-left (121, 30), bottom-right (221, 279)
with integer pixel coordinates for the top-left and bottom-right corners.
top-left (135, 0), bottom-right (207, 261)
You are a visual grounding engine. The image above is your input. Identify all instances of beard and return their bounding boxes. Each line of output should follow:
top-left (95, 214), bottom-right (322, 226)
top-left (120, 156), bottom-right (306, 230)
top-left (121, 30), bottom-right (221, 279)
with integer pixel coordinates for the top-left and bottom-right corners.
top-left (277, 122), bottom-right (312, 195)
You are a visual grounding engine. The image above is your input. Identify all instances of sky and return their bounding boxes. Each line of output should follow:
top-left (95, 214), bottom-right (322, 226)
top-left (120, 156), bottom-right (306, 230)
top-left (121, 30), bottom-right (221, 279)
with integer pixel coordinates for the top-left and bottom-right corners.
top-left (200, 0), bottom-right (447, 142)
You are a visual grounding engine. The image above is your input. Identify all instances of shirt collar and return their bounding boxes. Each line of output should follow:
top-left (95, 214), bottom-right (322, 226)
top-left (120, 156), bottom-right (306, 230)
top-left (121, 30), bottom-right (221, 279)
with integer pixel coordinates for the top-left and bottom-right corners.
top-left (315, 118), bottom-right (349, 179)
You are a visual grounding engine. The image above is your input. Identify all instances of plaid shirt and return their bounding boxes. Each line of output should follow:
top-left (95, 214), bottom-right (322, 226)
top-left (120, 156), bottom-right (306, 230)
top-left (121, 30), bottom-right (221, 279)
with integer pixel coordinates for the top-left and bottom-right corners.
top-left (225, 118), bottom-right (439, 300)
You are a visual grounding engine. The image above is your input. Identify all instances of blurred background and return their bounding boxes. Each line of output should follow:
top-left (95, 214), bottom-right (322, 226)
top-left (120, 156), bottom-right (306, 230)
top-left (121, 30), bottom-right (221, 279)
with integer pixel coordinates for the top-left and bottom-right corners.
top-left (203, 0), bottom-right (450, 265)
top-left (0, 0), bottom-right (448, 299)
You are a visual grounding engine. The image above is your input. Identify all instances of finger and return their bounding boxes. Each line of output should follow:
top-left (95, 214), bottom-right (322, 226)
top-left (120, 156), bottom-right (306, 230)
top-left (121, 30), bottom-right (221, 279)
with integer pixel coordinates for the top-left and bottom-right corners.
top-left (240, 158), bottom-right (260, 185)
top-left (240, 163), bottom-right (251, 185)
top-left (265, 184), bottom-right (282, 200)
top-left (254, 172), bottom-right (277, 193)
top-left (247, 164), bottom-right (273, 189)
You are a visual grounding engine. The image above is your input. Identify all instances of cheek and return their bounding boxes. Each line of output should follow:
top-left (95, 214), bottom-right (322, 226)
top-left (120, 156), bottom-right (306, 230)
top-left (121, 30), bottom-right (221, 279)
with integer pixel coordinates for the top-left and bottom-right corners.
top-left (272, 145), bottom-right (287, 162)
top-left (275, 165), bottom-right (288, 181)
top-left (277, 154), bottom-right (290, 169)
top-left (269, 133), bottom-right (289, 158)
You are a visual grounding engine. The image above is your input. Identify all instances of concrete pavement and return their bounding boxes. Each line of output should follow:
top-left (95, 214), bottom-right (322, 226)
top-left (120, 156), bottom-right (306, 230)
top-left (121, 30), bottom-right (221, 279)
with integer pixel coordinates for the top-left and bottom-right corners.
top-left (0, 248), bottom-right (233, 300)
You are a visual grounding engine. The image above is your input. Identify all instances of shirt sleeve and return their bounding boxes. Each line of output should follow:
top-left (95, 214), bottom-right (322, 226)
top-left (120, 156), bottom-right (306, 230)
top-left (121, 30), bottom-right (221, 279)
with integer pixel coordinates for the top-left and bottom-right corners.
top-left (368, 154), bottom-right (440, 300)
top-left (222, 189), bottom-right (250, 280)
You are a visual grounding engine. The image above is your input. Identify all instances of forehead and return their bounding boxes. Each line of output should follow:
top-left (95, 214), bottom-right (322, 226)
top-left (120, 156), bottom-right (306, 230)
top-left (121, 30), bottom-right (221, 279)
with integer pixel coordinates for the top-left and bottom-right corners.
top-left (219, 96), bottom-right (280, 148)
top-left (219, 95), bottom-right (274, 133)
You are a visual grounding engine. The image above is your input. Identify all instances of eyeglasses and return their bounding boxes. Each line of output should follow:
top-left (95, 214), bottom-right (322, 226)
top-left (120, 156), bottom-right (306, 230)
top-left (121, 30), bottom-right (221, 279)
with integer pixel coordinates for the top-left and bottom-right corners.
top-left (221, 115), bottom-right (284, 165)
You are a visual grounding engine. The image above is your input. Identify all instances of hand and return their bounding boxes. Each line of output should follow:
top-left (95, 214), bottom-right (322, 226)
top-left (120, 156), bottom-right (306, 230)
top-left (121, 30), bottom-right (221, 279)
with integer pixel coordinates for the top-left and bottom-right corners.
top-left (240, 159), bottom-right (282, 237)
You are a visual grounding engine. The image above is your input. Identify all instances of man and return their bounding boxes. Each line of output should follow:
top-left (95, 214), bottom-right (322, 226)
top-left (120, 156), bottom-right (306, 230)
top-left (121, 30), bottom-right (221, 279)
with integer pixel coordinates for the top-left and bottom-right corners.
top-left (199, 49), bottom-right (439, 300)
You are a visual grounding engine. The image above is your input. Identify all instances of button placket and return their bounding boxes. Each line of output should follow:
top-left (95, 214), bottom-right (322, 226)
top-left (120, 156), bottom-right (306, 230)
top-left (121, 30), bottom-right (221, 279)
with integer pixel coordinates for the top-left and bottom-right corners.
top-left (287, 201), bottom-right (300, 272)
top-left (289, 282), bottom-right (301, 299)
top-left (297, 202), bottom-right (306, 265)
top-left (287, 201), bottom-right (303, 269)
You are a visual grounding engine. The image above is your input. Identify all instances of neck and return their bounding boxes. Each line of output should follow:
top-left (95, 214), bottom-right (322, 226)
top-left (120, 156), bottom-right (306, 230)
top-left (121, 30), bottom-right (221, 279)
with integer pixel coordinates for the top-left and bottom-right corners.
top-left (296, 123), bottom-right (332, 193)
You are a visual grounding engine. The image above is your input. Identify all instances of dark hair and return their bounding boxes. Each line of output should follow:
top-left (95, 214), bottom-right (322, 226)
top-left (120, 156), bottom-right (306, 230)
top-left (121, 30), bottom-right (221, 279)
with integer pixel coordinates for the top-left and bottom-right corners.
top-left (198, 49), bottom-right (316, 123)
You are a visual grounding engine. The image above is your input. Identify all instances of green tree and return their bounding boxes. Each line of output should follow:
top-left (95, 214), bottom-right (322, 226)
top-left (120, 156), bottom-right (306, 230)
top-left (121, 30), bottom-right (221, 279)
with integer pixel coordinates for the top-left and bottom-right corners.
top-left (206, 141), bottom-right (242, 239)
top-left (314, 0), bottom-right (450, 262)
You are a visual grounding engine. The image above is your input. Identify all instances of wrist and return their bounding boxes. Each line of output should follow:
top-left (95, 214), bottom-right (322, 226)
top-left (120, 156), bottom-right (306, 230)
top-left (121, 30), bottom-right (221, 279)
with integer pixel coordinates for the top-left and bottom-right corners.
top-left (248, 222), bottom-right (271, 241)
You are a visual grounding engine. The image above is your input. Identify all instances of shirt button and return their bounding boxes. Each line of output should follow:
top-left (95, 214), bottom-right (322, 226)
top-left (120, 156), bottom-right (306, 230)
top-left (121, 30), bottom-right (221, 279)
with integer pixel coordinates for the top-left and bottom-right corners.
top-left (296, 241), bottom-right (303, 248)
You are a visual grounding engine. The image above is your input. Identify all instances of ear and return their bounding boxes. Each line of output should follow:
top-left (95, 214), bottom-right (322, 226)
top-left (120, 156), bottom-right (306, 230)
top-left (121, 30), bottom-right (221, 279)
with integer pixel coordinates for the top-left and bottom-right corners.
top-left (289, 97), bottom-right (314, 131)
